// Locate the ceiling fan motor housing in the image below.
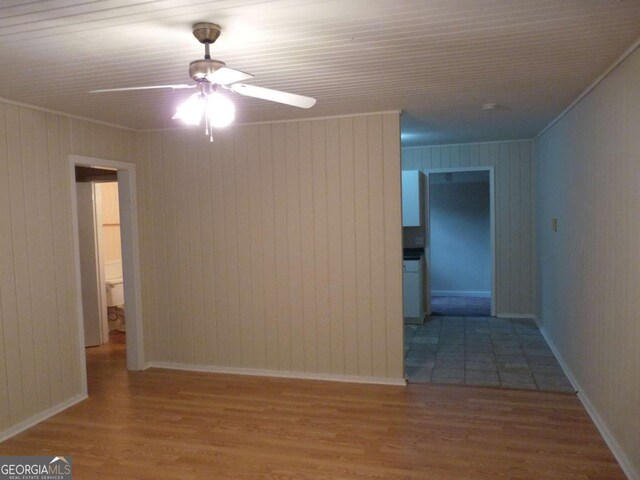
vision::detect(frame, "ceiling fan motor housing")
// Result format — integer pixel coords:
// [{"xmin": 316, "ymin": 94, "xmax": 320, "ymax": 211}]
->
[{"xmin": 189, "ymin": 59, "xmax": 226, "ymax": 81}]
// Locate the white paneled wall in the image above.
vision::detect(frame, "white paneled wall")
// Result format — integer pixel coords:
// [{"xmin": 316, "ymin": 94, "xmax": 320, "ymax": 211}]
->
[
  {"xmin": 136, "ymin": 113, "xmax": 404, "ymax": 380},
  {"xmin": 0, "ymin": 100, "xmax": 135, "ymax": 433},
  {"xmin": 402, "ymin": 140, "xmax": 533, "ymax": 315},
  {"xmin": 535, "ymin": 47, "xmax": 640, "ymax": 478}
]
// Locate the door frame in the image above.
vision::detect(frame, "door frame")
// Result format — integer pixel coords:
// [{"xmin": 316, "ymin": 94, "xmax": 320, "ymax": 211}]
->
[
  {"xmin": 69, "ymin": 155, "xmax": 145, "ymax": 395},
  {"xmin": 423, "ymin": 166, "xmax": 496, "ymax": 317}
]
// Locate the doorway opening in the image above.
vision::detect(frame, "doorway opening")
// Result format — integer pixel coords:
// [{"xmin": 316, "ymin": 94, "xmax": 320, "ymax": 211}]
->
[
  {"xmin": 428, "ymin": 169, "xmax": 493, "ymax": 317},
  {"xmin": 403, "ymin": 166, "xmax": 497, "ymax": 384},
  {"xmin": 75, "ymin": 166, "xmax": 126, "ymax": 349},
  {"xmin": 70, "ymin": 155, "xmax": 144, "ymax": 396}
]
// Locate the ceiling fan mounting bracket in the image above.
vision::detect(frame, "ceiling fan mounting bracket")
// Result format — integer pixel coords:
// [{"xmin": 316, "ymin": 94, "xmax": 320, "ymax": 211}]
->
[{"xmin": 192, "ymin": 22, "xmax": 222, "ymax": 44}]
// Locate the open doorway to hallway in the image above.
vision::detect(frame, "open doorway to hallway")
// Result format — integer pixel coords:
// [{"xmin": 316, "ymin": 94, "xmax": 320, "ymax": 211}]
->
[
  {"xmin": 402, "ymin": 166, "xmax": 571, "ymax": 392},
  {"xmin": 428, "ymin": 170, "xmax": 491, "ymax": 317}
]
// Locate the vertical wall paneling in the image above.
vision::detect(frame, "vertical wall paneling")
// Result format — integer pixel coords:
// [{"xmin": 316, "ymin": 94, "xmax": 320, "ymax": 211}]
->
[
  {"xmin": 257, "ymin": 124, "xmax": 278, "ymax": 371},
  {"xmin": 383, "ymin": 114, "xmax": 403, "ymax": 379},
  {"xmin": 0, "ymin": 103, "xmax": 19, "ymax": 428},
  {"xmin": 339, "ymin": 118, "xmax": 358, "ymax": 376},
  {"xmin": 34, "ymin": 110, "xmax": 63, "ymax": 407},
  {"xmin": 246, "ymin": 125, "xmax": 266, "ymax": 368},
  {"xmin": 176, "ymin": 134, "xmax": 194, "ymax": 364},
  {"xmin": 135, "ymin": 132, "xmax": 156, "ymax": 361},
  {"xmin": 23, "ymin": 109, "xmax": 51, "ymax": 412},
  {"xmin": 234, "ymin": 129, "xmax": 254, "ymax": 368},
  {"xmin": 353, "ymin": 116, "xmax": 372, "ymax": 376},
  {"xmin": 136, "ymin": 112, "xmax": 403, "ymax": 381},
  {"xmin": 325, "ymin": 118, "xmax": 345, "ymax": 374},
  {"xmin": 0, "ymin": 100, "xmax": 135, "ymax": 435},
  {"xmin": 285, "ymin": 122, "xmax": 304, "ymax": 372},
  {"xmin": 298, "ymin": 121, "xmax": 318, "ymax": 372},
  {"xmin": 150, "ymin": 133, "xmax": 170, "ymax": 362},
  {"xmin": 368, "ymin": 115, "xmax": 387, "ymax": 378},
  {"xmin": 186, "ymin": 132, "xmax": 205, "ymax": 365},
  {"xmin": 402, "ymin": 140, "xmax": 533, "ymax": 316},
  {"xmin": 271, "ymin": 123, "xmax": 291, "ymax": 370},
  {"xmin": 311, "ymin": 121, "xmax": 331, "ymax": 374},
  {"xmin": 535, "ymin": 46, "xmax": 640, "ymax": 477},
  {"xmin": 196, "ymin": 133, "xmax": 216, "ymax": 365},
  {"xmin": 6, "ymin": 106, "xmax": 38, "ymax": 419}
]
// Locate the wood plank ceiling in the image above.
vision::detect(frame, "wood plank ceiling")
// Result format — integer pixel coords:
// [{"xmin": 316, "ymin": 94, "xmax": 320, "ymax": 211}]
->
[{"xmin": 1, "ymin": 0, "xmax": 639, "ymax": 145}]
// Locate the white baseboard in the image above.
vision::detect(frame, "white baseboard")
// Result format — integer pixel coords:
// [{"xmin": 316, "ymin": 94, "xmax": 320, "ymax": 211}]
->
[
  {"xmin": 496, "ymin": 313, "xmax": 536, "ymax": 319},
  {"xmin": 537, "ymin": 324, "xmax": 638, "ymax": 480},
  {"xmin": 432, "ymin": 290, "xmax": 491, "ymax": 298},
  {"xmin": 0, "ymin": 393, "xmax": 87, "ymax": 443},
  {"xmin": 147, "ymin": 361, "xmax": 407, "ymax": 387}
]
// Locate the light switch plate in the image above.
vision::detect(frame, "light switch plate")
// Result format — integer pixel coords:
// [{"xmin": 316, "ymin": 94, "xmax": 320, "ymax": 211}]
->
[{"xmin": 551, "ymin": 218, "xmax": 558, "ymax": 232}]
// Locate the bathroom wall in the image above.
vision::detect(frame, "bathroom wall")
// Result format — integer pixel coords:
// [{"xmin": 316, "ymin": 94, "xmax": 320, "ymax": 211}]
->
[
  {"xmin": 97, "ymin": 182, "xmax": 122, "ymax": 279},
  {"xmin": 135, "ymin": 113, "xmax": 404, "ymax": 381},
  {"xmin": 0, "ymin": 99, "xmax": 135, "ymax": 436}
]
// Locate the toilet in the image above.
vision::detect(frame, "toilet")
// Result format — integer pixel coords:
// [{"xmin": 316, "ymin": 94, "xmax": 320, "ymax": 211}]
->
[
  {"xmin": 106, "ymin": 277, "xmax": 124, "ymax": 307},
  {"xmin": 106, "ymin": 276, "xmax": 125, "ymax": 332}
]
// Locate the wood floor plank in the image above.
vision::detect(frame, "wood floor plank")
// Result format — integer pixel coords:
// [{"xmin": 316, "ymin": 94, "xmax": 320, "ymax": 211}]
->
[{"xmin": 0, "ymin": 345, "xmax": 624, "ymax": 480}]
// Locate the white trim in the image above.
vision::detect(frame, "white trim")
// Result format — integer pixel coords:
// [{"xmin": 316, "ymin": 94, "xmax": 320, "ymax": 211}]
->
[
  {"xmin": 432, "ymin": 291, "xmax": 491, "ymax": 298},
  {"xmin": 402, "ymin": 138, "xmax": 532, "ymax": 150},
  {"xmin": 422, "ymin": 166, "xmax": 496, "ymax": 317},
  {"xmin": 69, "ymin": 155, "xmax": 145, "ymax": 380},
  {"xmin": 537, "ymin": 324, "xmax": 638, "ymax": 480},
  {"xmin": 496, "ymin": 313, "xmax": 536, "ymax": 319},
  {"xmin": 535, "ymin": 35, "xmax": 640, "ymax": 140},
  {"xmin": 138, "ymin": 110, "xmax": 403, "ymax": 132},
  {"xmin": 147, "ymin": 361, "xmax": 407, "ymax": 387},
  {"xmin": 0, "ymin": 394, "xmax": 87, "ymax": 443},
  {"xmin": 0, "ymin": 96, "xmax": 134, "ymax": 131}
]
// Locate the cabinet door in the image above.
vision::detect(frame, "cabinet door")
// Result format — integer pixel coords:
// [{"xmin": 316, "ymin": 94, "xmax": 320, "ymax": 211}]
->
[
  {"xmin": 403, "ymin": 271, "xmax": 421, "ymax": 318},
  {"xmin": 402, "ymin": 170, "xmax": 423, "ymax": 227}
]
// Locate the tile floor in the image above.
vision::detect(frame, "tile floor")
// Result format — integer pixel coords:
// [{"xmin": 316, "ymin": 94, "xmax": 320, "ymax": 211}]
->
[{"xmin": 404, "ymin": 316, "xmax": 575, "ymax": 393}]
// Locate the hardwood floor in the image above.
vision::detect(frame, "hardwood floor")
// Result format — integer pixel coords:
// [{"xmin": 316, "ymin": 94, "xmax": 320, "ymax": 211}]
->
[{"xmin": 0, "ymin": 344, "xmax": 624, "ymax": 479}]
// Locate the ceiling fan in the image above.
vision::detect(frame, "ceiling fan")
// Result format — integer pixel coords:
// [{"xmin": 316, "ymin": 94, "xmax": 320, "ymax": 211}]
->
[{"xmin": 91, "ymin": 22, "xmax": 316, "ymax": 140}]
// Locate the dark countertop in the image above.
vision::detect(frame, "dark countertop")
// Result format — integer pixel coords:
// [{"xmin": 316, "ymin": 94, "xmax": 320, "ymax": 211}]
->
[{"xmin": 403, "ymin": 248, "xmax": 424, "ymax": 260}]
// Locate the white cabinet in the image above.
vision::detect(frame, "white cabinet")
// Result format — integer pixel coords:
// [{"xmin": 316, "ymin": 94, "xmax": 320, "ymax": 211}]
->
[
  {"xmin": 402, "ymin": 170, "xmax": 424, "ymax": 227},
  {"xmin": 403, "ymin": 259, "xmax": 424, "ymax": 323}
]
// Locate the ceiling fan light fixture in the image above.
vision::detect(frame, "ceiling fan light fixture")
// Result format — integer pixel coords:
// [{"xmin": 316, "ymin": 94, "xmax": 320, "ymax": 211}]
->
[
  {"xmin": 205, "ymin": 91, "xmax": 235, "ymax": 128},
  {"xmin": 173, "ymin": 92, "xmax": 205, "ymax": 126}
]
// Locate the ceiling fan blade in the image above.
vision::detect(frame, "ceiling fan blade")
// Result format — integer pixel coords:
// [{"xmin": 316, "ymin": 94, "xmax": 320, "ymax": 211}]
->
[
  {"xmin": 206, "ymin": 67, "xmax": 253, "ymax": 85},
  {"xmin": 89, "ymin": 84, "xmax": 195, "ymax": 93},
  {"xmin": 231, "ymin": 84, "xmax": 316, "ymax": 108}
]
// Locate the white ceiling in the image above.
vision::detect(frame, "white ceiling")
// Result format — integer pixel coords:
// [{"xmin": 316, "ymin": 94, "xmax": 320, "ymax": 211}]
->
[{"xmin": 1, "ymin": 0, "xmax": 639, "ymax": 146}]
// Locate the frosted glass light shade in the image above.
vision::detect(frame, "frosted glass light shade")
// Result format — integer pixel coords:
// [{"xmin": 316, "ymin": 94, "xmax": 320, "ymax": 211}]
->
[
  {"xmin": 173, "ymin": 93, "xmax": 205, "ymax": 126},
  {"xmin": 206, "ymin": 92, "xmax": 235, "ymax": 128}
]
